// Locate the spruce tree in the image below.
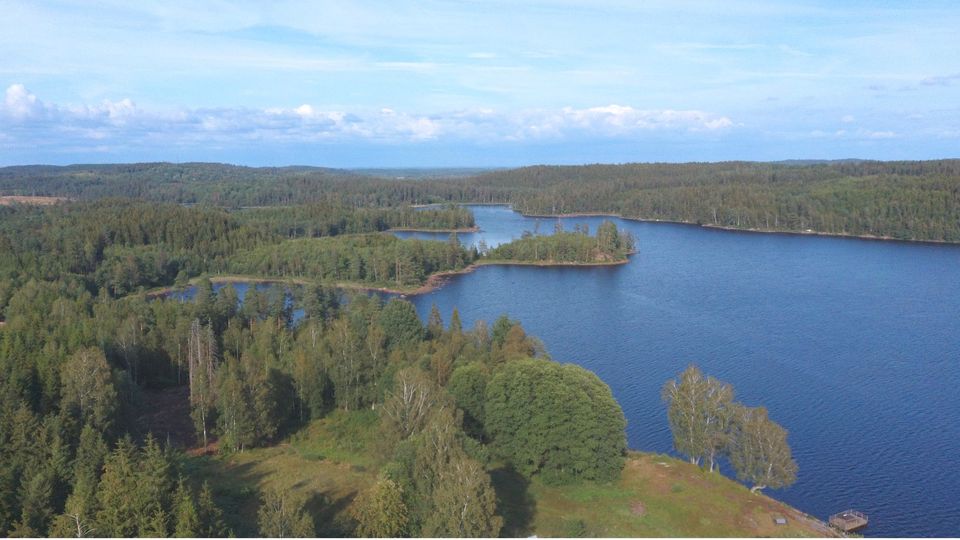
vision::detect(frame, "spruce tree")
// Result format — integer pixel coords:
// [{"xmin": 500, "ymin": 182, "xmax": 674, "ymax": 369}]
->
[
  {"xmin": 173, "ymin": 478, "xmax": 199, "ymax": 538},
  {"xmin": 95, "ymin": 439, "xmax": 139, "ymax": 537},
  {"xmin": 197, "ymin": 482, "xmax": 227, "ymax": 538},
  {"xmin": 427, "ymin": 303, "xmax": 444, "ymax": 340}
]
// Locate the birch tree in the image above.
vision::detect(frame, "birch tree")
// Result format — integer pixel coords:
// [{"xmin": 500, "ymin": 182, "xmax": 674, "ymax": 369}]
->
[
  {"xmin": 728, "ymin": 406, "xmax": 798, "ymax": 493},
  {"xmin": 188, "ymin": 319, "xmax": 218, "ymax": 447},
  {"xmin": 60, "ymin": 347, "xmax": 117, "ymax": 432},
  {"xmin": 661, "ymin": 365, "xmax": 736, "ymax": 471}
]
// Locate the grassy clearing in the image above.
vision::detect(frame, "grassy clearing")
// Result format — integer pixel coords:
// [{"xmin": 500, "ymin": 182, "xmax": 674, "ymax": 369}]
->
[
  {"xmin": 507, "ymin": 452, "xmax": 835, "ymax": 537},
  {"xmin": 187, "ymin": 411, "xmax": 834, "ymax": 538},
  {"xmin": 186, "ymin": 410, "xmax": 380, "ymax": 536}
]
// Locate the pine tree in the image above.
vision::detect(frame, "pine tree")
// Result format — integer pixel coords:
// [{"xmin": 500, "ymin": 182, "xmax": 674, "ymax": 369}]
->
[
  {"xmin": 11, "ymin": 469, "xmax": 54, "ymax": 536},
  {"xmin": 51, "ymin": 472, "xmax": 98, "ymax": 538}
]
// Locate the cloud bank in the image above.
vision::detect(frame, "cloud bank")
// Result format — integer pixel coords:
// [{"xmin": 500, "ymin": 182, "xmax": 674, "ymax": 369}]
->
[{"xmin": 1, "ymin": 84, "xmax": 734, "ymax": 152}]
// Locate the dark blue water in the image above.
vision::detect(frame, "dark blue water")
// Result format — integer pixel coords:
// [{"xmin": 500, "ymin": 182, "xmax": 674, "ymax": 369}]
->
[
  {"xmin": 399, "ymin": 205, "xmax": 960, "ymax": 537},
  {"xmin": 167, "ymin": 281, "xmax": 306, "ymax": 323}
]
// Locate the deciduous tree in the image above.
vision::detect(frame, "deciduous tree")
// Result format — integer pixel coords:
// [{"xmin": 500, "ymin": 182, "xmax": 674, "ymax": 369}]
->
[{"xmin": 728, "ymin": 406, "xmax": 798, "ymax": 493}]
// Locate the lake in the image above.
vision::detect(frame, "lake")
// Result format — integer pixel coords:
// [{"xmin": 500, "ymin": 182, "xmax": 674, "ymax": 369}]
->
[{"xmin": 396, "ymin": 205, "xmax": 960, "ymax": 538}]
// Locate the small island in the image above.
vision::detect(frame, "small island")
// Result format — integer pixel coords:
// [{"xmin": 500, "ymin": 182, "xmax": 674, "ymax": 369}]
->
[{"xmin": 483, "ymin": 220, "xmax": 635, "ymax": 265}]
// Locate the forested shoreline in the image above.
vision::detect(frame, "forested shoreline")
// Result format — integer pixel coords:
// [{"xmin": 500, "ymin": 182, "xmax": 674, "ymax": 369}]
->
[{"xmin": 3, "ymin": 159, "xmax": 959, "ymax": 242}]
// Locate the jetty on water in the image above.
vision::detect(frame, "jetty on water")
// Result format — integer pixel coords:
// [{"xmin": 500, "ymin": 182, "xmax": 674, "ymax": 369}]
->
[{"xmin": 829, "ymin": 509, "xmax": 868, "ymax": 532}]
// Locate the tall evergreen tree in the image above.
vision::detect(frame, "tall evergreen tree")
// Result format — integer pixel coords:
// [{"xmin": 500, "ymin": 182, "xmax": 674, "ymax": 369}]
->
[
  {"xmin": 95, "ymin": 439, "xmax": 139, "ymax": 537},
  {"xmin": 427, "ymin": 304, "xmax": 444, "ymax": 340},
  {"xmin": 197, "ymin": 482, "xmax": 227, "ymax": 538},
  {"xmin": 173, "ymin": 477, "xmax": 199, "ymax": 538}
]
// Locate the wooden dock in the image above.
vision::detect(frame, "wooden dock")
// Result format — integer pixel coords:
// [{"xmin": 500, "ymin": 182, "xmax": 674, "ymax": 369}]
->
[{"xmin": 829, "ymin": 509, "xmax": 868, "ymax": 532}]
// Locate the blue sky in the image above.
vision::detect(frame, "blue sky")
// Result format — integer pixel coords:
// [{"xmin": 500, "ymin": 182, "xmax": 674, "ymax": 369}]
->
[{"xmin": 1, "ymin": 0, "xmax": 958, "ymax": 166}]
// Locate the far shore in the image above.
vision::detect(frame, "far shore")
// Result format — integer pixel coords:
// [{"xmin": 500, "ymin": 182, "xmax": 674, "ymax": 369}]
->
[
  {"xmin": 497, "ymin": 205, "xmax": 960, "ymax": 246},
  {"xmin": 386, "ymin": 225, "xmax": 479, "ymax": 233}
]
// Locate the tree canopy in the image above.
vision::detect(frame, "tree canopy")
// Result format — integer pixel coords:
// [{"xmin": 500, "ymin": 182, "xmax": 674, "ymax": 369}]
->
[{"xmin": 485, "ymin": 359, "xmax": 627, "ymax": 484}]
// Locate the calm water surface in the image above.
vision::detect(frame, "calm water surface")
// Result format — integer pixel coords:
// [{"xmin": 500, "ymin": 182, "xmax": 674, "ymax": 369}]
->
[{"xmin": 398, "ymin": 205, "xmax": 960, "ymax": 537}]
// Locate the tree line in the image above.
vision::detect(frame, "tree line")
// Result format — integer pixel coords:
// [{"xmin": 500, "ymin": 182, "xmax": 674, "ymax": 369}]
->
[{"xmin": 3, "ymin": 160, "xmax": 959, "ymax": 241}]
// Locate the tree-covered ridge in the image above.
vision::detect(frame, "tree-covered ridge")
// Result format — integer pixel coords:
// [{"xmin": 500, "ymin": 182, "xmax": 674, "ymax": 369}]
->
[
  {"xmin": 485, "ymin": 220, "xmax": 635, "ymax": 263},
  {"xmin": 226, "ymin": 234, "xmax": 476, "ymax": 289},
  {"xmin": 3, "ymin": 160, "xmax": 960, "ymax": 241}
]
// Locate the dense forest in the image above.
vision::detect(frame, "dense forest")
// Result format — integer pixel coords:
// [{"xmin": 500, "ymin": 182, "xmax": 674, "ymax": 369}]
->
[
  {"xmin": 0, "ymin": 264, "xmax": 627, "ymax": 535},
  {"xmin": 3, "ymin": 160, "xmax": 959, "ymax": 241},
  {"xmin": 0, "ymin": 200, "xmax": 474, "ymax": 305},
  {"xmin": 226, "ymin": 234, "xmax": 475, "ymax": 288}
]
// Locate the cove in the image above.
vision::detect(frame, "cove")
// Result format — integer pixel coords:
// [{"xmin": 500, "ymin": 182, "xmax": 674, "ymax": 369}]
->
[{"xmin": 397, "ymin": 205, "xmax": 960, "ymax": 538}]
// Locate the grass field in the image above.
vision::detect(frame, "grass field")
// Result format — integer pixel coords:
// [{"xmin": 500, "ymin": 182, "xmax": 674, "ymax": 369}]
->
[{"xmin": 185, "ymin": 410, "xmax": 834, "ymax": 537}]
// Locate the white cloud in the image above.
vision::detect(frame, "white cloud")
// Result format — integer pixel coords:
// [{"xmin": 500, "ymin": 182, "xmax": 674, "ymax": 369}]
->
[
  {"xmin": 920, "ymin": 73, "xmax": 960, "ymax": 87},
  {"xmin": 861, "ymin": 129, "xmax": 895, "ymax": 139},
  {"xmin": 557, "ymin": 105, "xmax": 734, "ymax": 135},
  {"xmin": 807, "ymin": 127, "xmax": 896, "ymax": 140},
  {"xmin": 0, "ymin": 84, "xmax": 737, "ymax": 150},
  {"xmin": 841, "ymin": 114, "xmax": 855, "ymax": 123},
  {"xmin": 4, "ymin": 84, "xmax": 44, "ymax": 118}
]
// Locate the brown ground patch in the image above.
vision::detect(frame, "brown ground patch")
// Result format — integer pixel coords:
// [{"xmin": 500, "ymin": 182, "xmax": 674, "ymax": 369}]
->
[
  {"xmin": 0, "ymin": 195, "xmax": 68, "ymax": 206},
  {"xmin": 138, "ymin": 385, "xmax": 197, "ymax": 448}
]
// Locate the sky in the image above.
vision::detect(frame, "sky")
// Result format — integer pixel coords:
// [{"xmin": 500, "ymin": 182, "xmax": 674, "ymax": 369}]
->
[{"xmin": 1, "ymin": 0, "xmax": 959, "ymax": 167}]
